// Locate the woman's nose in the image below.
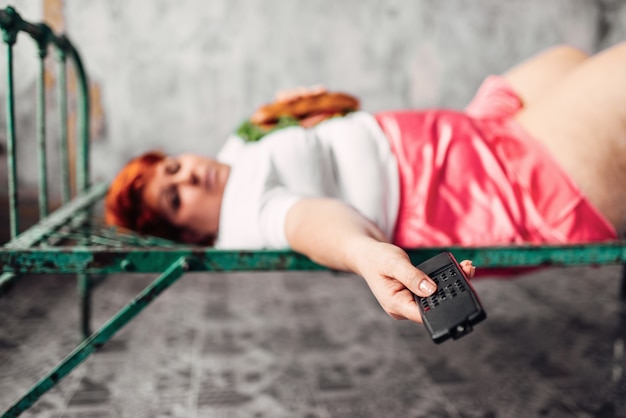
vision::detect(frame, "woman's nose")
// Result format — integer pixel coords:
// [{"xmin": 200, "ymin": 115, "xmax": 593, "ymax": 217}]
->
[
  {"xmin": 188, "ymin": 171, "xmax": 200, "ymax": 186},
  {"xmin": 175, "ymin": 170, "xmax": 199, "ymax": 186}
]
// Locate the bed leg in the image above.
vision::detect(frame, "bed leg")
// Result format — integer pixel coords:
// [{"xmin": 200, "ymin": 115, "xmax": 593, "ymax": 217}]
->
[
  {"xmin": 2, "ymin": 257, "xmax": 190, "ymax": 417},
  {"xmin": 621, "ymin": 264, "xmax": 626, "ymax": 303},
  {"xmin": 78, "ymin": 273, "xmax": 91, "ymax": 339}
]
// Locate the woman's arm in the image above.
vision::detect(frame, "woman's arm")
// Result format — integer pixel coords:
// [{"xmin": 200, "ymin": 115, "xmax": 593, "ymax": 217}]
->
[{"xmin": 284, "ymin": 198, "xmax": 475, "ymax": 323}]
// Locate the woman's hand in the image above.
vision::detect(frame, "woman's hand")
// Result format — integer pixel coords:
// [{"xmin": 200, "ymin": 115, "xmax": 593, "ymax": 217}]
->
[
  {"xmin": 274, "ymin": 85, "xmax": 327, "ymax": 103},
  {"xmin": 284, "ymin": 198, "xmax": 476, "ymax": 325},
  {"xmin": 352, "ymin": 241, "xmax": 476, "ymax": 323}
]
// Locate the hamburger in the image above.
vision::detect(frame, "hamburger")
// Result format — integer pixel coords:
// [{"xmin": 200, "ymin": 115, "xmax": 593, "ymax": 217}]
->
[{"xmin": 236, "ymin": 88, "xmax": 360, "ymax": 142}]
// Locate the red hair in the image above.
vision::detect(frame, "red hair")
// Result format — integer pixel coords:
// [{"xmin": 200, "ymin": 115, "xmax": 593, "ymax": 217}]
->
[{"xmin": 104, "ymin": 151, "xmax": 183, "ymax": 241}]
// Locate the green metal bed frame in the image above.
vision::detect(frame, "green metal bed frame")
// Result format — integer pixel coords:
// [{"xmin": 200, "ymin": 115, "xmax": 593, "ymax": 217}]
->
[{"xmin": 0, "ymin": 6, "xmax": 625, "ymax": 417}]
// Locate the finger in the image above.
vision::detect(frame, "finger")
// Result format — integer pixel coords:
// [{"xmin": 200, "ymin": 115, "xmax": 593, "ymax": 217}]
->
[
  {"xmin": 459, "ymin": 259, "xmax": 472, "ymax": 268},
  {"xmin": 309, "ymin": 84, "xmax": 327, "ymax": 95},
  {"xmin": 459, "ymin": 260, "xmax": 475, "ymax": 278},
  {"xmin": 386, "ymin": 290, "xmax": 424, "ymax": 323},
  {"xmin": 276, "ymin": 85, "xmax": 327, "ymax": 102},
  {"xmin": 274, "ymin": 89, "xmax": 289, "ymax": 101},
  {"xmin": 401, "ymin": 295, "xmax": 425, "ymax": 323},
  {"xmin": 383, "ymin": 260, "xmax": 437, "ymax": 297},
  {"xmin": 275, "ymin": 88, "xmax": 302, "ymax": 102}
]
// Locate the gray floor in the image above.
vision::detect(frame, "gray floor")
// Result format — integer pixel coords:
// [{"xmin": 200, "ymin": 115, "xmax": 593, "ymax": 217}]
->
[{"xmin": 1, "ymin": 264, "xmax": 625, "ymax": 418}]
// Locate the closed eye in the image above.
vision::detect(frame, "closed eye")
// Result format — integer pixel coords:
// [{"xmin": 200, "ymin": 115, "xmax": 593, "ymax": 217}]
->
[{"xmin": 164, "ymin": 159, "xmax": 180, "ymax": 175}]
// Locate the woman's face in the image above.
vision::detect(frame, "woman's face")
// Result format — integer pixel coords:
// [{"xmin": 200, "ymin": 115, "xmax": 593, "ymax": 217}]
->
[{"xmin": 143, "ymin": 153, "xmax": 230, "ymax": 243}]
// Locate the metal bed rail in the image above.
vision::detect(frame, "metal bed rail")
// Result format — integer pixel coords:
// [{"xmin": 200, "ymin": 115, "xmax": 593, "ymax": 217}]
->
[{"xmin": 2, "ymin": 243, "xmax": 626, "ymax": 276}]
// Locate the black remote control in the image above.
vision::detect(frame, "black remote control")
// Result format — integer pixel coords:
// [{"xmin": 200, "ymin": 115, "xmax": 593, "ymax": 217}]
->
[{"xmin": 413, "ymin": 252, "xmax": 486, "ymax": 344}]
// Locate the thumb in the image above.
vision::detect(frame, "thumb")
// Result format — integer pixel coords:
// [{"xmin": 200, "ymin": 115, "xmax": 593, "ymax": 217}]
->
[{"xmin": 381, "ymin": 252, "xmax": 437, "ymax": 297}]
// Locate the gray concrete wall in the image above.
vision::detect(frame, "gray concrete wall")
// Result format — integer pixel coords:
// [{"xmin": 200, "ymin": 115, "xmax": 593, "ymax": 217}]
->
[{"xmin": 1, "ymin": 0, "xmax": 626, "ymax": 197}]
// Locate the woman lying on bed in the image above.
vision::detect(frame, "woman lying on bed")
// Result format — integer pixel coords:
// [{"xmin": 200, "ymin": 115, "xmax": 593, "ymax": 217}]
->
[{"xmin": 105, "ymin": 43, "xmax": 626, "ymax": 324}]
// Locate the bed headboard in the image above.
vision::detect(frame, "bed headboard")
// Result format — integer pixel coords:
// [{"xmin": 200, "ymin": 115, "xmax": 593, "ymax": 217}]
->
[{"xmin": 0, "ymin": 5, "xmax": 90, "ymax": 241}]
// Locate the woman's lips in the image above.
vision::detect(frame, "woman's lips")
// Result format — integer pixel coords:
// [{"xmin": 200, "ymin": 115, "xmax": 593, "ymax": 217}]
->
[{"xmin": 205, "ymin": 167, "xmax": 216, "ymax": 191}]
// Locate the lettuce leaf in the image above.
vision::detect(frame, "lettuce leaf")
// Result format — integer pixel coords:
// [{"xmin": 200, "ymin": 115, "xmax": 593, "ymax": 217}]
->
[{"xmin": 235, "ymin": 116, "xmax": 300, "ymax": 143}]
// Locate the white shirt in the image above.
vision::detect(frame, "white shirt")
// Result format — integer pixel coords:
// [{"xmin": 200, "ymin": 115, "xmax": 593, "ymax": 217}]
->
[{"xmin": 214, "ymin": 111, "xmax": 399, "ymax": 249}]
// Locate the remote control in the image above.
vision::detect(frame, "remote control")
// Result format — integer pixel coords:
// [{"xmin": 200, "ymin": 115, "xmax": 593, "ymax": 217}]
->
[{"xmin": 413, "ymin": 252, "xmax": 486, "ymax": 344}]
